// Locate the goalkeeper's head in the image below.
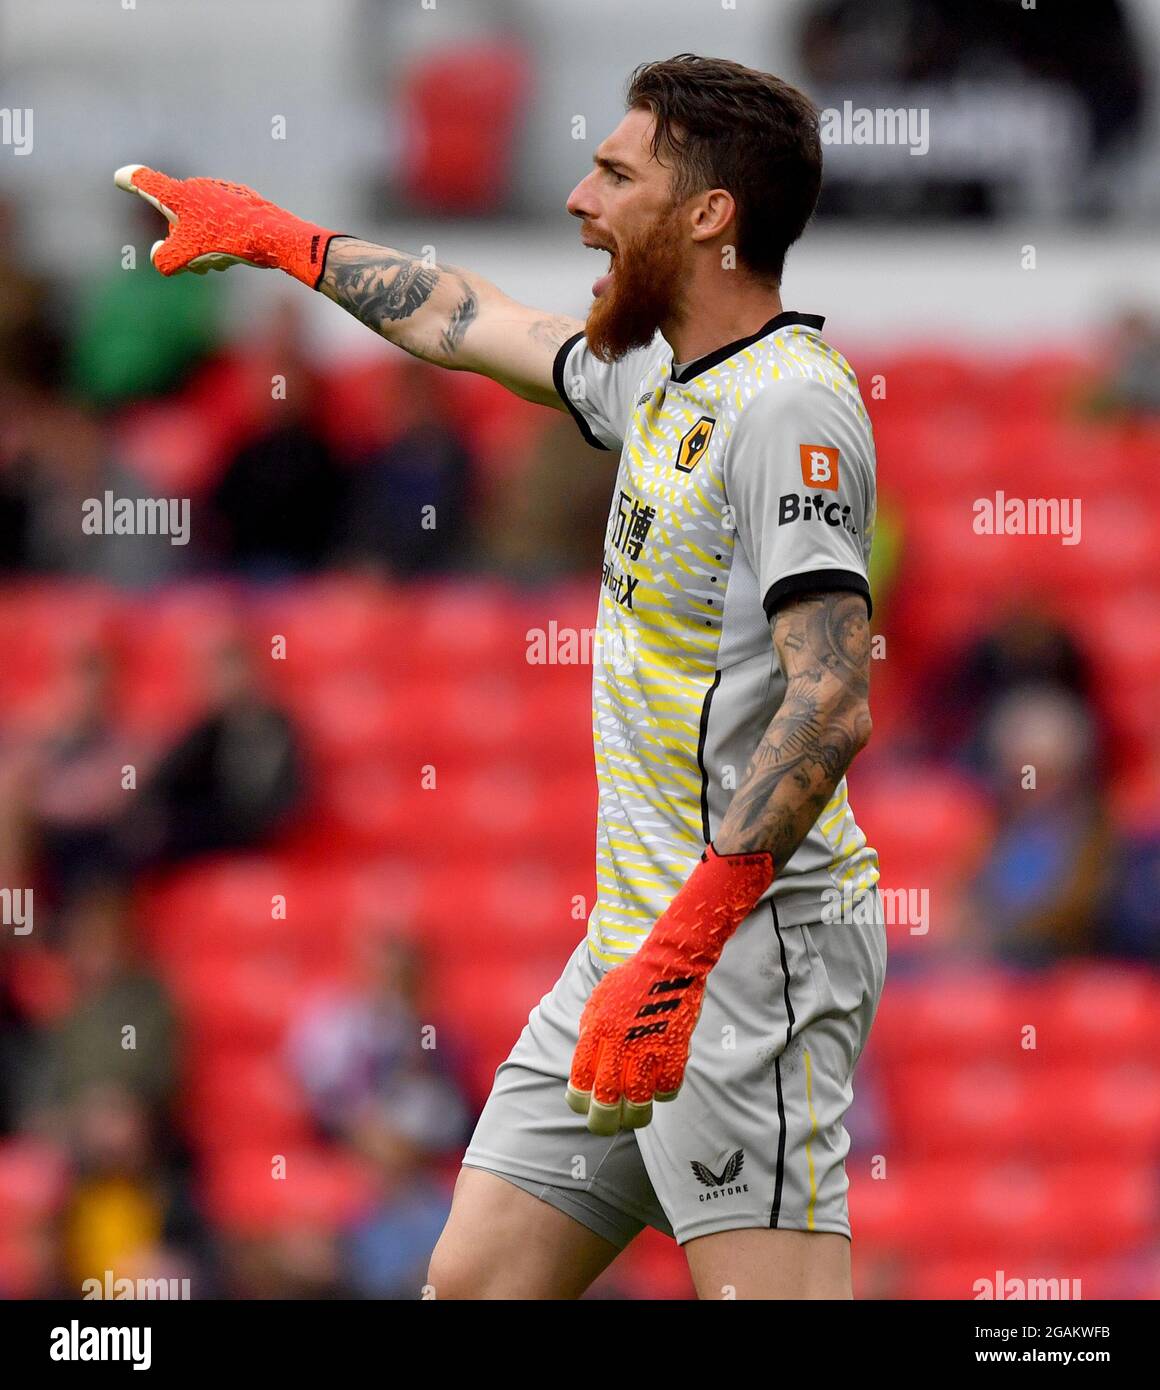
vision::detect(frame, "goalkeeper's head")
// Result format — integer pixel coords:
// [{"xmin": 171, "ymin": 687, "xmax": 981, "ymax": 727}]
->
[{"xmin": 565, "ymin": 53, "xmax": 822, "ymax": 363}]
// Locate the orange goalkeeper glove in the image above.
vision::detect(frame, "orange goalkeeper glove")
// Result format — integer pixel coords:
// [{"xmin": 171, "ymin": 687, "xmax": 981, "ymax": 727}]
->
[
  {"xmin": 114, "ymin": 163, "xmax": 344, "ymax": 289},
  {"xmin": 565, "ymin": 843, "xmax": 775, "ymax": 1135}
]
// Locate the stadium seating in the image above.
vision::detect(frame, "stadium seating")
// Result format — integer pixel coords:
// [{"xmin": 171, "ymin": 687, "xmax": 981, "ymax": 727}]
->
[{"xmin": 5, "ymin": 342, "xmax": 1159, "ymax": 1300}]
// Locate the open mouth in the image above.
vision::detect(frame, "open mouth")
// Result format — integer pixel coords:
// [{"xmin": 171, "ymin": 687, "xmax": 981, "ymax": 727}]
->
[{"xmin": 591, "ymin": 247, "xmax": 617, "ymax": 298}]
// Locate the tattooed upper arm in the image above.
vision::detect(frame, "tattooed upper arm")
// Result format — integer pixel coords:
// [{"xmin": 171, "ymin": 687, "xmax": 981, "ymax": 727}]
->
[
  {"xmin": 771, "ymin": 589, "xmax": 871, "ymax": 704},
  {"xmin": 527, "ymin": 314, "xmax": 583, "ymax": 352}
]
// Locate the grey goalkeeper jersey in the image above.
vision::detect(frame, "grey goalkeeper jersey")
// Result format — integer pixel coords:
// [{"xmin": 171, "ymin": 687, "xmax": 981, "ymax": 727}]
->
[{"xmin": 553, "ymin": 310, "xmax": 880, "ymax": 967}]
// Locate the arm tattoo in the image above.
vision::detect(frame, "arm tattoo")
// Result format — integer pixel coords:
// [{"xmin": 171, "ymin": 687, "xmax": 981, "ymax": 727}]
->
[
  {"xmin": 715, "ymin": 590, "xmax": 872, "ymax": 864},
  {"xmin": 440, "ymin": 290, "xmax": 479, "ymax": 357},
  {"xmin": 324, "ymin": 250, "xmax": 441, "ymax": 332},
  {"xmin": 528, "ymin": 315, "xmax": 581, "ymax": 351}
]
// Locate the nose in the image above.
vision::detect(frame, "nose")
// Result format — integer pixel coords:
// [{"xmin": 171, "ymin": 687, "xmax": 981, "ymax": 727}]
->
[{"xmin": 566, "ymin": 169, "xmax": 597, "ymax": 221}]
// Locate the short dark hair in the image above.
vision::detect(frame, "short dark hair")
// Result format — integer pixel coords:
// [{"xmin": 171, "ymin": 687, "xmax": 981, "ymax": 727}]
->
[{"xmin": 625, "ymin": 54, "xmax": 822, "ymax": 284}]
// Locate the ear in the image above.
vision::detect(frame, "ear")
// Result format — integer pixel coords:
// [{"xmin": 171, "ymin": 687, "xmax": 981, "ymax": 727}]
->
[{"xmin": 689, "ymin": 188, "xmax": 736, "ymax": 244}]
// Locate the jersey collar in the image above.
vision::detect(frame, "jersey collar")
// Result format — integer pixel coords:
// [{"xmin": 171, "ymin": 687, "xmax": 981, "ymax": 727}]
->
[{"xmin": 668, "ymin": 310, "xmax": 826, "ymax": 385}]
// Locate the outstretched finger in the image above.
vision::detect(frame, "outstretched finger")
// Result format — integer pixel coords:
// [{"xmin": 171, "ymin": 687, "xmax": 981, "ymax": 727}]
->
[{"xmin": 114, "ymin": 164, "xmax": 182, "ymax": 224}]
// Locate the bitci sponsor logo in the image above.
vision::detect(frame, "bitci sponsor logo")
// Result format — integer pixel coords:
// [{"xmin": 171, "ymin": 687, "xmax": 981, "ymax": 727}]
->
[{"xmin": 778, "ymin": 493, "xmax": 859, "ymax": 534}]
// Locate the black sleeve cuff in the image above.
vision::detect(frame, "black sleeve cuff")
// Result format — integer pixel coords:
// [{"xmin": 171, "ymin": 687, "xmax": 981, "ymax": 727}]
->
[
  {"xmin": 763, "ymin": 568, "xmax": 872, "ymax": 622},
  {"xmin": 552, "ymin": 330, "xmax": 610, "ymax": 451}
]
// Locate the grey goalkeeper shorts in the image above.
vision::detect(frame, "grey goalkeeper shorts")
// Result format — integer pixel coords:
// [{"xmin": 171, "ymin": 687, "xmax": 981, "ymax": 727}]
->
[{"xmin": 462, "ymin": 887, "xmax": 887, "ymax": 1249}]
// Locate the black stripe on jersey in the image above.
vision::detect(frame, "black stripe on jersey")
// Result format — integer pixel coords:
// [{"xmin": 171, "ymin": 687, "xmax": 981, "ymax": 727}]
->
[
  {"xmin": 669, "ymin": 311, "xmax": 826, "ymax": 385},
  {"xmin": 763, "ymin": 567, "xmax": 873, "ymax": 623},
  {"xmin": 696, "ymin": 669, "xmax": 723, "ymax": 842},
  {"xmin": 769, "ymin": 899, "xmax": 796, "ymax": 1230},
  {"xmin": 552, "ymin": 330, "xmax": 610, "ymax": 451}
]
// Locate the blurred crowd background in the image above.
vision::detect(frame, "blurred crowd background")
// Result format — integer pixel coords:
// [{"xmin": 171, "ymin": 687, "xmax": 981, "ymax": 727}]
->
[{"xmin": 1, "ymin": 0, "xmax": 1159, "ymax": 1300}]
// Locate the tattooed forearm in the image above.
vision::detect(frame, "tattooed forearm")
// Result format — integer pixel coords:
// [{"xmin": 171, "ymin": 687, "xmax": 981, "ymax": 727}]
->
[
  {"xmin": 715, "ymin": 590, "xmax": 872, "ymax": 863},
  {"xmin": 323, "ymin": 248, "xmax": 439, "ymax": 330},
  {"xmin": 319, "ymin": 239, "xmax": 482, "ymax": 365}
]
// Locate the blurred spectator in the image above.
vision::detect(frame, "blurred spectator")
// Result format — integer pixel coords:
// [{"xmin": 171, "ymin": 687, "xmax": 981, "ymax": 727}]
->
[
  {"xmin": 59, "ymin": 1083, "xmax": 202, "ymax": 1298},
  {"xmin": 27, "ymin": 648, "xmax": 137, "ymax": 906},
  {"xmin": 1101, "ymin": 829, "xmax": 1160, "ymax": 962},
  {"xmin": 0, "ymin": 972, "xmax": 37, "ymax": 1137},
  {"xmin": 0, "ymin": 195, "xmax": 59, "ymax": 401},
  {"xmin": 288, "ymin": 929, "xmax": 467, "ymax": 1299},
  {"xmin": 476, "ymin": 411, "xmax": 616, "ymax": 580},
  {"xmin": 66, "ymin": 186, "xmax": 223, "ymax": 409},
  {"xmin": 339, "ymin": 1124, "xmax": 458, "ymax": 1299},
  {"xmin": 965, "ymin": 685, "xmax": 1114, "ymax": 964},
  {"xmin": 0, "ymin": 387, "xmax": 193, "ymax": 585},
  {"xmin": 1088, "ymin": 309, "xmax": 1160, "ymax": 417},
  {"xmin": 340, "ymin": 357, "xmax": 473, "ymax": 576},
  {"xmin": 123, "ymin": 640, "xmax": 302, "ymax": 867},
  {"xmin": 208, "ymin": 304, "xmax": 345, "ymax": 577},
  {"xmin": 924, "ymin": 605, "xmax": 1098, "ymax": 772},
  {"xmin": 28, "ymin": 886, "xmax": 176, "ymax": 1120},
  {"xmin": 288, "ymin": 930, "xmax": 466, "ymax": 1146}
]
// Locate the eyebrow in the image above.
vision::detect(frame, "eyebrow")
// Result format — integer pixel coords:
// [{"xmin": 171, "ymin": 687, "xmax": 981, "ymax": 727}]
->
[{"xmin": 593, "ymin": 154, "xmax": 634, "ymax": 176}]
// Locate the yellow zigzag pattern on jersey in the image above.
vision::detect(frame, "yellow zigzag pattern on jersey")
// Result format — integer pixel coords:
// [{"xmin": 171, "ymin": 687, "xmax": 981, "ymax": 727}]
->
[{"xmin": 588, "ymin": 325, "xmax": 877, "ymax": 964}]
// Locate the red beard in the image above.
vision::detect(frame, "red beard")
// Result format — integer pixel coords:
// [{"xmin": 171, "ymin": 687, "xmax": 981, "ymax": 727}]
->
[{"xmin": 585, "ymin": 205, "xmax": 689, "ymax": 363}]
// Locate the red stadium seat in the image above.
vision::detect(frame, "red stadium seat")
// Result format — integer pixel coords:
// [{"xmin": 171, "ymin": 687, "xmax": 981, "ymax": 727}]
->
[
  {"xmin": 851, "ymin": 1157, "xmax": 1155, "ymax": 1261},
  {"xmin": 142, "ymin": 855, "xmax": 350, "ymax": 974},
  {"xmin": 313, "ymin": 357, "xmax": 408, "ymax": 457},
  {"xmin": 113, "ymin": 396, "xmax": 225, "ymax": 497},
  {"xmin": 409, "ymin": 857, "xmax": 594, "ymax": 956},
  {"xmin": 169, "ymin": 955, "xmax": 313, "ymax": 1048},
  {"xmin": 886, "ymin": 1059, "xmax": 1160, "ymax": 1160},
  {"xmin": 979, "ymin": 349, "xmax": 1096, "ymax": 418},
  {"xmin": 861, "ymin": 349, "xmax": 987, "ymax": 413},
  {"xmin": 852, "ymin": 764, "xmax": 994, "ymax": 884},
  {"xmin": 1072, "ymin": 587, "xmax": 1160, "ymax": 688},
  {"xmin": 248, "ymin": 575, "xmax": 411, "ymax": 684},
  {"xmin": 0, "ymin": 1139, "xmax": 69, "ymax": 1227},
  {"xmin": 904, "ymin": 1253, "xmax": 1099, "ymax": 1300},
  {"xmin": 847, "ymin": 1159, "xmax": 951, "ymax": 1254},
  {"xmin": 0, "ymin": 583, "xmax": 120, "ymax": 732},
  {"xmin": 313, "ymin": 756, "xmax": 595, "ymax": 859},
  {"xmin": 868, "ymin": 968, "xmax": 1025, "ymax": 1064},
  {"xmin": 1029, "ymin": 963, "xmax": 1160, "ymax": 1063},
  {"xmin": 407, "ymin": 579, "xmax": 535, "ymax": 677},
  {"xmin": 446, "ymin": 370, "xmax": 554, "ymax": 477},
  {"xmin": 184, "ymin": 1050, "xmax": 312, "ymax": 1153},
  {"xmin": 111, "ymin": 583, "xmax": 269, "ymax": 737},
  {"xmin": 201, "ymin": 1146, "xmax": 377, "ymax": 1235},
  {"xmin": 427, "ymin": 953, "xmax": 571, "ymax": 1102}
]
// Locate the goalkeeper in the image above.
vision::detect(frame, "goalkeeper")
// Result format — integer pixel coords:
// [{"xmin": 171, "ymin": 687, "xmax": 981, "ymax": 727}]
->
[{"xmin": 116, "ymin": 54, "xmax": 887, "ymax": 1301}]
